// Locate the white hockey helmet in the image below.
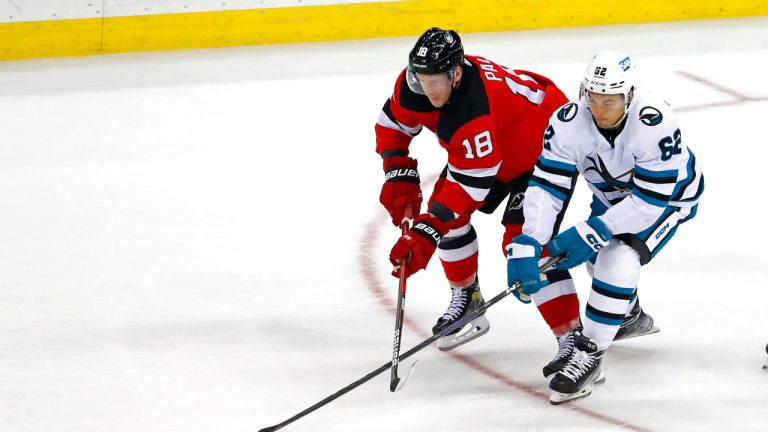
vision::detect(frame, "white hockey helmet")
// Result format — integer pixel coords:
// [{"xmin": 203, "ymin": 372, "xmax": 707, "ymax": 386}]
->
[{"xmin": 582, "ymin": 50, "xmax": 635, "ymax": 109}]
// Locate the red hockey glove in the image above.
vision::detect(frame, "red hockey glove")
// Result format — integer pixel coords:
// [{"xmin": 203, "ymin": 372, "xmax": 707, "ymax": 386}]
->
[
  {"xmin": 389, "ymin": 215, "xmax": 447, "ymax": 278},
  {"xmin": 379, "ymin": 156, "xmax": 422, "ymax": 226}
]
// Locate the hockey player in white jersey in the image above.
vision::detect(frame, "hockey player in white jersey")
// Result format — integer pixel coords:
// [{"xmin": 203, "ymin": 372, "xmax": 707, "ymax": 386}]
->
[{"xmin": 505, "ymin": 50, "xmax": 704, "ymax": 404}]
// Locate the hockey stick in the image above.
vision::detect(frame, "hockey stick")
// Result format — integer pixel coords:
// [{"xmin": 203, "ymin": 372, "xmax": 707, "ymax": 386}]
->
[
  {"xmin": 258, "ymin": 255, "xmax": 563, "ymax": 432},
  {"xmin": 390, "ymin": 217, "xmax": 411, "ymax": 392}
]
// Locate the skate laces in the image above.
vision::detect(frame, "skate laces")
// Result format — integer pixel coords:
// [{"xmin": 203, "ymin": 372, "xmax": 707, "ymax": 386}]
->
[
  {"xmin": 442, "ymin": 287, "xmax": 468, "ymax": 320},
  {"xmin": 560, "ymin": 349, "xmax": 594, "ymax": 382},
  {"xmin": 554, "ymin": 333, "xmax": 575, "ymax": 361}
]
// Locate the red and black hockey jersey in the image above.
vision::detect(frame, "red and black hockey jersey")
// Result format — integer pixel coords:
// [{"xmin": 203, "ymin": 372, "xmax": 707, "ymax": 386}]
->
[{"xmin": 376, "ymin": 55, "xmax": 568, "ymax": 223}]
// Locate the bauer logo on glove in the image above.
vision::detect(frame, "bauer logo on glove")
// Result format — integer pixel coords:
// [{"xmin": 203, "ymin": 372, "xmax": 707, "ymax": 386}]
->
[
  {"xmin": 413, "ymin": 222, "xmax": 442, "ymax": 243},
  {"xmin": 379, "ymin": 156, "xmax": 423, "ymax": 226},
  {"xmin": 385, "ymin": 168, "xmax": 419, "ymax": 181},
  {"xmin": 389, "ymin": 215, "xmax": 447, "ymax": 278}
]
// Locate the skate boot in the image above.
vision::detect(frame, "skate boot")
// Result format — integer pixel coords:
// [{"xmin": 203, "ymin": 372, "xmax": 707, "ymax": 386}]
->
[
  {"xmin": 614, "ymin": 299, "xmax": 660, "ymax": 341},
  {"xmin": 549, "ymin": 330, "xmax": 606, "ymax": 405},
  {"xmin": 432, "ymin": 278, "xmax": 490, "ymax": 351},
  {"xmin": 543, "ymin": 327, "xmax": 581, "ymax": 378},
  {"xmin": 763, "ymin": 343, "xmax": 768, "ymax": 371}
]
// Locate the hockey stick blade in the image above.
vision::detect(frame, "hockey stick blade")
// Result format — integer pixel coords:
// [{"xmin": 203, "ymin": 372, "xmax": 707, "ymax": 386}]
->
[
  {"xmin": 389, "ymin": 376, "xmax": 400, "ymax": 392},
  {"xmin": 258, "ymin": 256, "xmax": 563, "ymax": 431},
  {"xmin": 392, "ymin": 360, "xmax": 417, "ymax": 392}
]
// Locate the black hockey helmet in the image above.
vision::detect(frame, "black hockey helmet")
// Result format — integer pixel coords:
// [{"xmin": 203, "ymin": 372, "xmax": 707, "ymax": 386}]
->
[{"xmin": 408, "ymin": 27, "xmax": 464, "ymax": 75}]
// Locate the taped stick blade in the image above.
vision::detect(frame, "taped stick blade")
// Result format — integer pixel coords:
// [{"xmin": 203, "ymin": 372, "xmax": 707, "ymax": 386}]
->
[{"xmin": 393, "ymin": 361, "xmax": 418, "ymax": 392}]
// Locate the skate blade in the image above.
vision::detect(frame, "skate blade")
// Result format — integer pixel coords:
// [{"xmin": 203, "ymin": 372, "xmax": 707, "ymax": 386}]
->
[
  {"xmin": 392, "ymin": 360, "xmax": 418, "ymax": 392},
  {"xmin": 549, "ymin": 371, "xmax": 605, "ymax": 405},
  {"xmin": 436, "ymin": 315, "xmax": 490, "ymax": 351},
  {"xmin": 594, "ymin": 371, "xmax": 606, "ymax": 385},
  {"xmin": 614, "ymin": 326, "xmax": 660, "ymax": 342}
]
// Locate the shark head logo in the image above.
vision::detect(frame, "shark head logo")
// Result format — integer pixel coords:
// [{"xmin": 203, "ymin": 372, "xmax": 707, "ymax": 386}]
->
[
  {"xmin": 584, "ymin": 154, "xmax": 634, "ymax": 193},
  {"xmin": 557, "ymin": 102, "xmax": 579, "ymax": 122},
  {"xmin": 639, "ymin": 106, "xmax": 663, "ymax": 126}
]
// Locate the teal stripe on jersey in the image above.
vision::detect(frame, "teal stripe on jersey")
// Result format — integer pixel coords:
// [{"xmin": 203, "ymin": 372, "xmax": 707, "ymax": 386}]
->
[
  {"xmin": 634, "ymin": 165, "xmax": 678, "ymax": 180},
  {"xmin": 671, "ymin": 148, "xmax": 703, "ymax": 202},
  {"xmin": 633, "ymin": 186, "xmax": 669, "ymax": 207},
  {"xmin": 592, "ymin": 182, "xmax": 616, "ymax": 192},
  {"xmin": 537, "ymin": 155, "xmax": 577, "ymax": 173},
  {"xmin": 586, "ymin": 308, "xmax": 624, "ymax": 326},
  {"xmin": 529, "ymin": 179, "xmax": 567, "ymax": 201},
  {"xmin": 593, "ymin": 278, "xmax": 635, "ymax": 296}
]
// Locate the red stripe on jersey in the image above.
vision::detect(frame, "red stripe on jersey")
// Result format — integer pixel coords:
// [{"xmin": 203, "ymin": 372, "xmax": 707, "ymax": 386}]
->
[
  {"xmin": 502, "ymin": 223, "xmax": 524, "ymax": 255},
  {"xmin": 439, "ymin": 252, "xmax": 479, "ymax": 287},
  {"xmin": 375, "ymin": 122, "xmax": 412, "ymax": 154},
  {"xmin": 537, "ymin": 294, "xmax": 581, "ymax": 337},
  {"xmin": 432, "ymin": 179, "xmax": 479, "ymax": 220}
]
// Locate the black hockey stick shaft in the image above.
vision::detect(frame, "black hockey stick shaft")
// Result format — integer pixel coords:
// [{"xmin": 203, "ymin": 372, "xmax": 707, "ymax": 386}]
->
[
  {"xmin": 389, "ymin": 218, "xmax": 410, "ymax": 391},
  {"xmin": 258, "ymin": 255, "xmax": 563, "ymax": 432}
]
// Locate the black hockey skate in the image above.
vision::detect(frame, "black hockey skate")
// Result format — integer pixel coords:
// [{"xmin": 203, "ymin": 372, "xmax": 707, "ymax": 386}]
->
[
  {"xmin": 614, "ymin": 300, "xmax": 660, "ymax": 341},
  {"xmin": 549, "ymin": 331, "xmax": 605, "ymax": 405},
  {"xmin": 543, "ymin": 327, "xmax": 581, "ymax": 378},
  {"xmin": 763, "ymin": 343, "xmax": 768, "ymax": 371},
  {"xmin": 432, "ymin": 278, "xmax": 490, "ymax": 351}
]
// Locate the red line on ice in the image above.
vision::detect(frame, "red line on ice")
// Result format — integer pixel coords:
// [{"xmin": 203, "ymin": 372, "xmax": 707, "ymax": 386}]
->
[
  {"xmin": 358, "ymin": 75, "xmax": 765, "ymax": 431},
  {"xmin": 675, "ymin": 70, "xmax": 768, "ymax": 112},
  {"xmin": 359, "ymin": 216, "xmax": 654, "ymax": 432}
]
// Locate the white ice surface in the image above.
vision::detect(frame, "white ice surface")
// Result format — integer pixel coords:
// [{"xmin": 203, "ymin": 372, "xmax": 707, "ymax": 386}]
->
[{"xmin": 0, "ymin": 17, "xmax": 767, "ymax": 432}]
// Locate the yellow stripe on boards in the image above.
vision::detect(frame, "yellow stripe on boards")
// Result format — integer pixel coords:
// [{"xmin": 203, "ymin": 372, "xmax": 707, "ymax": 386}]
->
[
  {"xmin": 1, "ymin": 0, "xmax": 765, "ymax": 61},
  {"xmin": 0, "ymin": 18, "xmax": 103, "ymax": 60},
  {"xmin": 99, "ymin": 2, "xmax": 455, "ymax": 53}
]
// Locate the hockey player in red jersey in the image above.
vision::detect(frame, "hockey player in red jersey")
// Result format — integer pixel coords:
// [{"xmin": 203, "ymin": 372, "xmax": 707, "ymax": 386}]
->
[{"xmin": 376, "ymin": 27, "xmax": 580, "ymax": 356}]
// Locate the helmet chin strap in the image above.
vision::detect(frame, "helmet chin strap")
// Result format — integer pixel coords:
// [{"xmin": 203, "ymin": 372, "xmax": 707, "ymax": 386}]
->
[
  {"xmin": 443, "ymin": 66, "xmax": 462, "ymax": 106},
  {"xmin": 606, "ymin": 108, "xmax": 629, "ymax": 129},
  {"xmin": 608, "ymin": 88, "xmax": 634, "ymax": 128}
]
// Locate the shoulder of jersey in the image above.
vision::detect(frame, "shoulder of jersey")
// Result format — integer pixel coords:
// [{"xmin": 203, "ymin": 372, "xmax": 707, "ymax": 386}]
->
[
  {"xmin": 632, "ymin": 89, "xmax": 675, "ymax": 128},
  {"xmin": 551, "ymin": 100, "xmax": 589, "ymax": 127}
]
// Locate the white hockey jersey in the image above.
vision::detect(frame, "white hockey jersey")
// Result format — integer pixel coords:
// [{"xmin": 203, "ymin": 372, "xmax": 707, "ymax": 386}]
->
[{"xmin": 523, "ymin": 89, "xmax": 704, "ymax": 244}]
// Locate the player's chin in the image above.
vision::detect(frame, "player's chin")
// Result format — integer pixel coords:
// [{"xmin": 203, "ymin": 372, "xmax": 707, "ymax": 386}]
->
[{"xmin": 427, "ymin": 96, "xmax": 448, "ymax": 108}]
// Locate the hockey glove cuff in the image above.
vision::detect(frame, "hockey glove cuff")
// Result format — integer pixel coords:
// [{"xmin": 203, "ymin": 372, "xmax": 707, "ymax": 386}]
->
[
  {"xmin": 380, "ymin": 156, "xmax": 422, "ymax": 225},
  {"xmin": 389, "ymin": 214, "xmax": 446, "ymax": 279},
  {"xmin": 506, "ymin": 235, "xmax": 547, "ymax": 303},
  {"xmin": 548, "ymin": 217, "xmax": 612, "ymax": 270}
]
